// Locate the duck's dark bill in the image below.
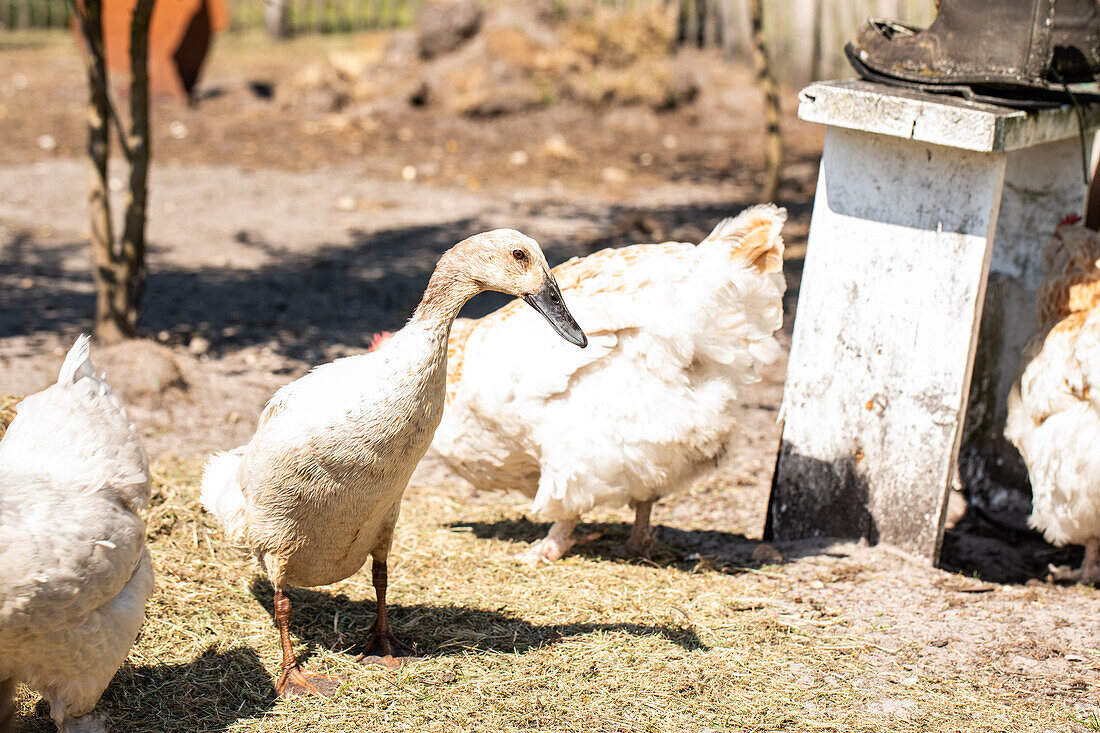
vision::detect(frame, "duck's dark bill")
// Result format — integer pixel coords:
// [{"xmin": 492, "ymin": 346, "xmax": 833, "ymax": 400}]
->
[{"xmin": 524, "ymin": 277, "xmax": 588, "ymax": 348}]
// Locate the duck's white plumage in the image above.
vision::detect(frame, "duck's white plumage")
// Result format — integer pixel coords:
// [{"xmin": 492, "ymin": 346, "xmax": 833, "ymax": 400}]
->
[
  {"xmin": 0, "ymin": 335, "xmax": 153, "ymax": 732},
  {"xmin": 202, "ymin": 319, "xmax": 452, "ymax": 587},
  {"xmin": 199, "ymin": 228, "xmax": 587, "ymax": 696},
  {"xmin": 1006, "ymin": 220, "xmax": 1100, "ymax": 581},
  {"xmin": 432, "ymin": 205, "xmax": 786, "ymax": 556}
]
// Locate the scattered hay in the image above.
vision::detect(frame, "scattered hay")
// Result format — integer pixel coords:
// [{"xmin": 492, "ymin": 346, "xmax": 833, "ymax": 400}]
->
[
  {"xmin": 0, "ymin": 393, "xmax": 19, "ymax": 439},
  {"xmin": 9, "ymin": 459, "xmax": 1084, "ymax": 732}
]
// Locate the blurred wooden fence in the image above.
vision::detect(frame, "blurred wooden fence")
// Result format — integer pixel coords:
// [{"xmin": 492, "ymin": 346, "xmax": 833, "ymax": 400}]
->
[
  {"xmin": 2, "ymin": 0, "xmax": 933, "ymax": 83},
  {"xmin": 681, "ymin": 0, "xmax": 934, "ymax": 83},
  {"xmin": 1, "ymin": 0, "xmax": 68, "ymax": 29},
  {"xmin": 0, "ymin": 0, "xmax": 420, "ymax": 32},
  {"xmin": 230, "ymin": 0, "xmax": 418, "ymax": 33}
]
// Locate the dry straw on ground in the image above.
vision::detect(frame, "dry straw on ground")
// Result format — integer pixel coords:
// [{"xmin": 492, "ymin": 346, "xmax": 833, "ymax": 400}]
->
[
  {"xmin": 9, "ymin": 457, "xmax": 1092, "ymax": 732},
  {"xmin": 0, "ymin": 394, "xmax": 18, "ymax": 436}
]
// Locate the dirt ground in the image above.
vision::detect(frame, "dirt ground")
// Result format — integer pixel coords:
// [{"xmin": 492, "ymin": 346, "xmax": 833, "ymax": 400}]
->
[{"xmin": 1, "ymin": 27, "xmax": 1099, "ymax": 733}]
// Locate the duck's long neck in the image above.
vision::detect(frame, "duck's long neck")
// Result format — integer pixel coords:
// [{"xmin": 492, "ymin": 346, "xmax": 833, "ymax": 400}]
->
[{"xmin": 411, "ymin": 257, "xmax": 482, "ymax": 337}]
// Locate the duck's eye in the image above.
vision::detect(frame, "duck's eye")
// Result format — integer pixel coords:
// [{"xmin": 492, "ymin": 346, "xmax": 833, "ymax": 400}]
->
[{"xmin": 512, "ymin": 249, "xmax": 526, "ymax": 261}]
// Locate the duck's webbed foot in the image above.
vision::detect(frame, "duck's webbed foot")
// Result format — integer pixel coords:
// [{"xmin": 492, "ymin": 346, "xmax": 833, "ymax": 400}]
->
[
  {"xmin": 356, "ymin": 557, "xmax": 421, "ymax": 669},
  {"xmin": 276, "ymin": 665, "xmax": 344, "ymax": 699},
  {"xmin": 356, "ymin": 631, "xmax": 419, "ymax": 669},
  {"xmin": 516, "ymin": 519, "xmax": 602, "ymax": 565}
]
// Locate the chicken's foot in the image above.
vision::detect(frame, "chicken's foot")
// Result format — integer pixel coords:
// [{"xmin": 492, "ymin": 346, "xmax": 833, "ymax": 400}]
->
[{"xmin": 517, "ymin": 519, "xmax": 602, "ymax": 564}]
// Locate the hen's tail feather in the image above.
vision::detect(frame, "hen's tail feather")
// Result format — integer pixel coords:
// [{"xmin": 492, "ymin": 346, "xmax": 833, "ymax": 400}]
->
[
  {"xmin": 57, "ymin": 334, "xmax": 97, "ymax": 385},
  {"xmin": 686, "ymin": 205, "xmax": 787, "ymax": 370},
  {"xmin": 200, "ymin": 449, "xmax": 250, "ymax": 548},
  {"xmin": 701, "ymin": 204, "xmax": 786, "ymax": 274}
]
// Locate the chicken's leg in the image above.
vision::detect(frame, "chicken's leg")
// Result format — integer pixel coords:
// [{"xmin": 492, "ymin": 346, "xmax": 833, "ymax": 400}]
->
[
  {"xmin": 1082, "ymin": 537, "xmax": 1100, "ymax": 584},
  {"xmin": 357, "ymin": 559, "xmax": 418, "ymax": 669},
  {"xmin": 517, "ymin": 519, "xmax": 602, "ymax": 564},
  {"xmin": 273, "ymin": 587, "xmax": 343, "ymax": 698},
  {"xmin": 625, "ymin": 500, "xmax": 657, "ymax": 557}
]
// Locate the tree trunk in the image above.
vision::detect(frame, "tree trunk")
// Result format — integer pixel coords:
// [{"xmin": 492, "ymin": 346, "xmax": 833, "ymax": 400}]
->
[
  {"xmin": 73, "ymin": 0, "xmax": 126, "ymax": 343},
  {"xmin": 71, "ymin": 0, "xmax": 153, "ymax": 344},
  {"xmin": 748, "ymin": 0, "xmax": 781, "ymax": 203},
  {"xmin": 119, "ymin": 0, "xmax": 155, "ymax": 335}
]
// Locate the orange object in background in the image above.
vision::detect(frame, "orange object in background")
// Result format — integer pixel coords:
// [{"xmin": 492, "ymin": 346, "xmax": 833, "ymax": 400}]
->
[{"xmin": 75, "ymin": 0, "xmax": 229, "ymax": 102}]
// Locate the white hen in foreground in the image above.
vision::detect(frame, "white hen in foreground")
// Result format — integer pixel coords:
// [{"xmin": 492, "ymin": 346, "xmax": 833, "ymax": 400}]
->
[
  {"xmin": 1007, "ymin": 217, "xmax": 1100, "ymax": 583},
  {"xmin": 431, "ymin": 205, "xmax": 786, "ymax": 562},
  {"xmin": 0, "ymin": 336, "xmax": 153, "ymax": 732}
]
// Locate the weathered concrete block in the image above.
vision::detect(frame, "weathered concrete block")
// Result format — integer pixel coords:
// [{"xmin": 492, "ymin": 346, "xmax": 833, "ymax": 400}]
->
[{"xmin": 770, "ymin": 81, "xmax": 1099, "ymax": 562}]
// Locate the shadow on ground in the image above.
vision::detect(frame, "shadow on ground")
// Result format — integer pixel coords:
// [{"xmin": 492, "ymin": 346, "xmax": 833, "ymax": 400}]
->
[
  {"xmin": 449, "ymin": 517, "xmax": 840, "ymax": 573},
  {"xmin": 20, "ymin": 647, "xmax": 275, "ymax": 733},
  {"xmin": 460, "ymin": 512, "xmax": 1083, "ymax": 587},
  {"xmin": 0, "ymin": 199, "xmax": 810, "ymax": 362},
  {"xmin": 247, "ymin": 577, "xmax": 707, "ymax": 662},
  {"xmin": 941, "ymin": 505, "xmax": 1081, "ymax": 585}
]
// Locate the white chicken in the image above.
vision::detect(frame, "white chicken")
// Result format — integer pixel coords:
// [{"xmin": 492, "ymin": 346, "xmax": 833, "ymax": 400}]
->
[
  {"xmin": 1007, "ymin": 216, "xmax": 1100, "ymax": 583},
  {"xmin": 431, "ymin": 205, "xmax": 786, "ymax": 562},
  {"xmin": 0, "ymin": 336, "xmax": 153, "ymax": 732}
]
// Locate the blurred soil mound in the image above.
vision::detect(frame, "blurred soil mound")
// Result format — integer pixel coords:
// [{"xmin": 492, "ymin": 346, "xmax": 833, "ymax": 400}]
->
[
  {"xmin": 281, "ymin": 0, "xmax": 698, "ymax": 119},
  {"xmin": 94, "ymin": 339, "xmax": 189, "ymax": 408}
]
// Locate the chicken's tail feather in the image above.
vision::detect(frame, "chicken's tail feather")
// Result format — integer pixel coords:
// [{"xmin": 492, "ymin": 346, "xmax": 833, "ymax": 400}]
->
[
  {"xmin": 700, "ymin": 204, "xmax": 786, "ymax": 274},
  {"xmin": 684, "ymin": 205, "xmax": 787, "ymax": 371},
  {"xmin": 200, "ymin": 449, "xmax": 250, "ymax": 548},
  {"xmin": 57, "ymin": 334, "xmax": 97, "ymax": 386}
]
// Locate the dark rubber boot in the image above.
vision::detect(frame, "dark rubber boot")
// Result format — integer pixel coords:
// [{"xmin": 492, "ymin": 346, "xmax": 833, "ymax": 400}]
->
[{"xmin": 846, "ymin": 0, "xmax": 1100, "ymax": 104}]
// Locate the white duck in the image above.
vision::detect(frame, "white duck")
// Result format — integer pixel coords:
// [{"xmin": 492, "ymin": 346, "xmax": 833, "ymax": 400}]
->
[
  {"xmin": 1007, "ymin": 216, "xmax": 1100, "ymax": 583},
  {"xmin": 431, "ymin": 205, "xmax": 786, "ymax": 563},
  {"xmin": 0, "ymin": 335, "xmax": 153, "ymax": 733},
  {"xmin": 201, "ymin": 229, "xmax": 586, "ymax": 698}
]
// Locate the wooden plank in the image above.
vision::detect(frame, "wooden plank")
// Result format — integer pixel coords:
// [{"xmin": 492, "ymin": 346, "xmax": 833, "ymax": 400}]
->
[
  {"xmin": 799, "ymin": 80, "xmax": 1100, "ymax": 153},
  {"xmin": 768, "ymin": 126, "xmax": 1006, "ymax": 561}
]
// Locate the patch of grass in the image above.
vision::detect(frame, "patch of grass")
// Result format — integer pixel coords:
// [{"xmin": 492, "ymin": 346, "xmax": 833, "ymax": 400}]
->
[
  {"xmin": 10, "ymin": 459, "xmax": 1084, "ymax": 732},
  {"xmin": 1072, "ymin": 711, "xmax": 1100, "ymax": 731}
]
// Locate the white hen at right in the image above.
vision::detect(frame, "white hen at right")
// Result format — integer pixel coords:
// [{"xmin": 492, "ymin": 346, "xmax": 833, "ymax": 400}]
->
[
  {"xmin": 1007, "ymin": 217, "xmax": 1100, "ymax": 583},
  {"xmin": 432, "ymin": 205, "xmax": 786, "ymax": 562}
]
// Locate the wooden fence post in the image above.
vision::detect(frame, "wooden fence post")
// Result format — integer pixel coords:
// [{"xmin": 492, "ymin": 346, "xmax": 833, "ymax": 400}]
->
[{"xmin": 749, "ymin": 0, "xmax": 781, "ymax": 202}]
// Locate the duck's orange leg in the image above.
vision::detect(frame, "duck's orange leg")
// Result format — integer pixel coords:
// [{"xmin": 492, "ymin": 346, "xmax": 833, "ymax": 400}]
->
[
  {"xmin": 273, "ymin": 587, "xmax": 343, "ymax": 698},
  {"xmin": 357, "ymin": 559, "xmax": 419, "ymax": 669}
]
